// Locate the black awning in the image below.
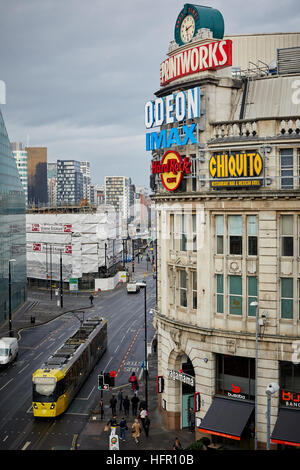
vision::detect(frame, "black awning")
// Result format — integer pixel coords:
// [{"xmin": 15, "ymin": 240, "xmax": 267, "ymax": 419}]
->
[
  {"xmin": 198, "ymin": 397, "xmax": 254, "ymax": 441},
  {"xmin": 271, "ymin": 408, "xmax": 300, "ymax": 447}
]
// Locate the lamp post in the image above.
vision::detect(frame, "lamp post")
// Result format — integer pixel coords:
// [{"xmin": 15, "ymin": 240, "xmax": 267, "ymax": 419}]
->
[
  {"xmin": 60, "ymin": 250, "xmax": 63, "ymax": 308},
  {"xmin": 137, "ymin": 281, "xmax": 148, "ymax": 410},
  {"xmin": 250, "ymin": 300, "xmax": 259, "ymax": 450},
  {"xmin": 8, "ymin": 259, "xmax": 16, "ymax": 337},
  {"xmin": 265, "ymin": 382, "xmax": 279, "ymax": 450}
]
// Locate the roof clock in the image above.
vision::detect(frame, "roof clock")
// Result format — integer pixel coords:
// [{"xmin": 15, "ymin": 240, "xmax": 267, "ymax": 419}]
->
[{"xmin": 174, "ymin": 4, "xmax": 225, "ymax": 47}]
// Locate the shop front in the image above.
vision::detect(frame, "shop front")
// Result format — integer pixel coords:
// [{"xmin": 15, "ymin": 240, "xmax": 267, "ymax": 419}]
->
[{"xmin": 198, "ymin": 354, "xmax": 255, "ymax": 449}]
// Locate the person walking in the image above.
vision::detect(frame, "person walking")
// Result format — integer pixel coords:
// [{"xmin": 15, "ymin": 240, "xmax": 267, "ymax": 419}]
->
[
  {"xmin": 123, "ymin": 396, "xmax": 130, "ymax": 416},
  {"xmin": 131, "ymin": 418, "xmax": 141, "ymax": 445},
  {"xmin": 131, "ymin": 394, "xmax": 140, "ymax": 416},
  {"xmin": 118, "ymin": 389, "xmax": 123, "ymax": 412},
  {"xmin": 109, "ymin": 395, "xmax": 117, "ymax": 416},
  {"xmin": 129, "ymin": 371, "xmax": 138, "ymax": 391},
  {"xmin": 143, "ymin": 415, "xmax": 150, "ymax": 437},
  {"xmin": 99, "ymin": 399, "xmax": 104, "ymax": 420},
  {"xmin": 118, "ymin": 417, "xmax": 128, "ymax": 441},
  {"xmin": 139, "ymin": 407, "xmax": 147, "ymax": 430},
  {"xmin": 173, "ymin": 437, "xmax": 182, "ymax": 450},
  {"xmin": 89, "ymin": 294, "xmax": 94, "ymax": 305},
  {"xmin": 188, "ymin": 407, "xmax": 195, "ymax": 432}
]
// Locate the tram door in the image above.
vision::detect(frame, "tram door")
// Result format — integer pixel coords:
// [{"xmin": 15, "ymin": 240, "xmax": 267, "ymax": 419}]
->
[{"xmin": 182, "ymin": 394, "xmax": 194, "ymax": 428}]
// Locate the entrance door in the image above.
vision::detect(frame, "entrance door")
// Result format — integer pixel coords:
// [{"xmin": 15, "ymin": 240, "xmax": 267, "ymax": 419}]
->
[{"xmin": 182, "ymin": 394, "xmax": 194, "ymax": 428}]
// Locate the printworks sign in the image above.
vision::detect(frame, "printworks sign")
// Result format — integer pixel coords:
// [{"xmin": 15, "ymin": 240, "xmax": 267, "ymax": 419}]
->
[
  {"xmin": 167, "ymin": 368, "xmax": 195, "ymax": 387},
  {"xmin": 209, "ymin": 152, "xmax": 263, "ymax": 188},
  {"xmin": 152, "ymin": 151, "xmax": 191, "ymax": 191}
]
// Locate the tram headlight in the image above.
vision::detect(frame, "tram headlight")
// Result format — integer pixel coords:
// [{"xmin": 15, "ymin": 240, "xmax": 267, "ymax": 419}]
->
[
  {"xmin": 50, "ymin": 403, "xmax": 55, "ymax": 409},
  {"xmin": 33, "ymin": 403, "xmax": 38, "ymax": 409}
]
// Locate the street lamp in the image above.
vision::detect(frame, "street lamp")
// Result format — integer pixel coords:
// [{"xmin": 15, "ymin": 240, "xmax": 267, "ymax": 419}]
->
[
  {"xmin": 8, "ymin": 259, "xmax": 16, "ymax": 337},
  {"xmin": 137, "ymin": 281, "xmax": 148, "ymax": 410},
  {"xmin": 250, "ymin": 300, "xmax": 259, "ymax": 450},
  {"xmin": 265, "ymin": 382, "xmax": 279, "ymax": 450}
]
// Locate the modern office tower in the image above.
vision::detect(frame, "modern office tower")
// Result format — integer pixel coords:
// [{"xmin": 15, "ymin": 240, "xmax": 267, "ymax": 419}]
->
[
  {"xmin": 104, "ymin": 176, "xmax": 132, "ymax": 223},
  {"xmin": 11, "ymin": 142, "xmax": 28, "ymax": 205},
  {"xmin": 25, "ymin": 146, "xmax": 48, "ymax": 207},
  {"xmin": 47, "ymin": 162, "xmax": 57, "ymax": 206},
  {"xmin": 0, "ymin": 108, "xmax": 27, "ymax": 328},
  {"xmin": 57, "ymin": 160, "xmax": 83, "ymax": 206},
  {"xmin": 80, "ymin": 161, "xmax": 91, "ymax": 202}
]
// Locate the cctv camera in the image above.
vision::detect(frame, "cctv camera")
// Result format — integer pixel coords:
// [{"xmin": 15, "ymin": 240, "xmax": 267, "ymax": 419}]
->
[{"xmin": 265, "ymin": 382, "xmax": 279, "ymax": 395}]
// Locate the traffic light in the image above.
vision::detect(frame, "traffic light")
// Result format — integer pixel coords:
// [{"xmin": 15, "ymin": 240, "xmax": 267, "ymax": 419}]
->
[
  {"xmin": 98, "ymin": 374, "xmax": 105, "ymax": 390},
  {"xmin": 104, "ymin": 372, "xmax": 111, "ymax": 387}
]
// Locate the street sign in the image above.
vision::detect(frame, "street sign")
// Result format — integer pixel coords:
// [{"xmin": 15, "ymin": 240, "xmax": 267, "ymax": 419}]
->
[
  {"xmin": 194, "ymin": 392, "xmax": 201, "ymax": 412},
  {"xmin": 69, "ymin": 278, "xmax": 78, "ymax": 292},
  {"xmin": 157, "ymin": 375, "xmax": 164, "ymax": 393}
]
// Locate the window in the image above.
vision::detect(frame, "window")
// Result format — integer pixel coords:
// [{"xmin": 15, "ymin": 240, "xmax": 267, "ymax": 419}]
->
[
  {"xmin": 179, "ymin": 270, "xmax": 187, "ymax": 307},
  {"xmin": 281, "ymin": 215, "xmax": 293, "ymax": 256},
  {"xmin": 281, "ymin": 278, "xmax": 293, "ymax": 319},
  {"xmin": 180, "ymin": 214, "xmax": 187, "ymax": 251},
  {"xmin": 170, "ymin": 214, "xmax": 174, "ymax": 249},
  {"xmin": 247, "ymin": 215, "xmax": 257, "ymax": 256},
  {"xmin": 248, "ymin": 277, "xmax": 257, "ymax": 316},
  {"xmin": 216, "ymin": 215, "xmax": 224, "ymax": 254},
  {"xmin": 192, "ymin": 214, "xmax": 197, "ymax": 252},
  {"xmin": 229, "ymin": 275, "xmax": 242, "ymax": 315},
  {"xmin": 281, "ymin": 149, "xmax": 294, "ymax": 189},
  {"xmin": 216, "ymin": 274, "xmax": 224, "ymax": 313},
  {"xmin": 192, "ymin": 271, "xmax": 197, "ymax": 309},
  {"xmin": 229, "ymin": 215, "xmax": 242, "ymax": 255}
]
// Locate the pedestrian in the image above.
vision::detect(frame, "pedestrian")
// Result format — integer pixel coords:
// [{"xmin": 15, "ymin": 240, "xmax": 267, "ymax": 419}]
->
[
  {"xmin": 139, "ymin": 407, "xmax": 147, "ymax": 430},
  {"xmin": 118, "ymin": 389, "xmax": 123, "ymax": 411},
  {"xmin": 118, "ymin": 417, "xmax": 128, "ymax": 441},
  {"xmin": 143, "ymin": 415, "xmax": 150, "ymax": 437},
  {"xmin": 109, "ymin": 395, "xmax": 117, "ymax": 416},
  {"xmin": 173, "ymin": 437, "xmax": 182, "ymax": 450},
  {"xmin": 106, "ymin": 415, "xmax": 118, "ymax": 431},
  {"xmin": 99, "ymin": 399, "xmax": 104, "ymax": 419},
  {"xmin": 123, "ymin": 396, "xmax": 130, "ymax": 416},
  {"xmin": 131, "ymin": 418, "xmax": 141, "ymax": 444},
  {"xmin": 152, "ymin": 336, "xmax": 157, "ymax": 353},
  {"xmin": 188, "ymin": 407, "xmax": 195, "ymax": 432},
  {"xmin": 129, "ymin": 371, "xmax": 137, "ymax": 391},
  {"xmin": 89, "ymin": 294, "xmax": 94, "ymax": 305},
  {"xmin": 131, "ymin": 394, "xmax": 140, "ymax": 416},
  {"xmin": 139, "ymin": 400, "xmax": 147, "ymax": 411},
  {"xmin": 133, "ymin": 381, "xmax": 139, "ymax": 396}
]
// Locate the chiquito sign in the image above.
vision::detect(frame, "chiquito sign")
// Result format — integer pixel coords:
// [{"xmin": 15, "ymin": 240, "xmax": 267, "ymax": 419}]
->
[
  {"xmin": 152, "ymin": 150, "xmax": 192, "ymax": 191},
  {"xmin": 145, "ymin": 86, "xmax": 202, "ymax": 151}
]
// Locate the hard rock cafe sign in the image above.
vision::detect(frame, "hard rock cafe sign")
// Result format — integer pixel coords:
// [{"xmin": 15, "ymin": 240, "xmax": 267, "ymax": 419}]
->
[{"xmin": 151, "ymin": 150, "xmax": 191, "ymax": 191}]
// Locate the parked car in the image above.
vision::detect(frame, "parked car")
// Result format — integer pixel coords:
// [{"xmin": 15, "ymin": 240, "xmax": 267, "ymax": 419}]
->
[{"xmin": 127, "ymin": 281, "xmax": 140, "ymax": 293}]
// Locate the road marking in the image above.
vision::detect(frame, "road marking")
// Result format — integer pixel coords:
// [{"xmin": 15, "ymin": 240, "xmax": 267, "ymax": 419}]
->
[
  {"xmin": 104, "ymin": 356, "xmax": 113, "ymax": 370},
  {"xmin": 75, "ymin": 386, "xmax": 95, "ymax": 401},
  {"xmin": 3, "ymin": 435, "xmax": 8, "ymax": 442},
  {"xmin": 114, "ymin": 345, "xmax": 119, "ymax": 353},
  {"xmin": 18, "ymin": 363, "xmax": 30, "ymax": 374},
  {"xmin": 0, "ymin": 378, "xmax": 13, "ymax": 391},
  {"xmin": 22, "ymin": 441, "xmax": 31, "ymax": 450}
]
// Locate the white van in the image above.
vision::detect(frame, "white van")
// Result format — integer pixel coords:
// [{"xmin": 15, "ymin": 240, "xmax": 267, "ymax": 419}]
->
[
  {"xmin": 0, "ymin": 337, "xmax": 18, "ymax": 365},
  {"xmin": 127, "ymin": 281, "xmax": 140, "ymax": 293}
]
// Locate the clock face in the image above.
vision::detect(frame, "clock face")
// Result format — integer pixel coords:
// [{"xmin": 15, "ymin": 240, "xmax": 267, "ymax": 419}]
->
[{"xmin": 180, "ymin": 15, "xmax": 195, "ymax": 44}]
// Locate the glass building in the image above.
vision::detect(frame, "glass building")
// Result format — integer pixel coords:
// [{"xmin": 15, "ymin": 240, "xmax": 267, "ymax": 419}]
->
[{"xmin": 0, "ymin": 107, "xmax": 27, "ymax": 328}]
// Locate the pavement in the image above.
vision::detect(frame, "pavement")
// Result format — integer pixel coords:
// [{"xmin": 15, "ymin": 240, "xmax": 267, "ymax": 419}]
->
[{"xmin": 0, "ymin": 272, "xmax": 197, "ymax": 452}]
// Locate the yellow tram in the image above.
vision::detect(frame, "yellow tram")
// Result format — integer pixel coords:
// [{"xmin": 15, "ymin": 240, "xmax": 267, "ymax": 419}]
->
[{"xmin": 32, "ymin": 315, "xmax": 107, "ymax": 417}]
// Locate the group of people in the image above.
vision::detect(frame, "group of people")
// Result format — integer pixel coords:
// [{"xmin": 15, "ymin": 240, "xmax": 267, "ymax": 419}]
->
[{"xmin": 102, "ymin": 371, "xmax": 151, "ymax": 444}]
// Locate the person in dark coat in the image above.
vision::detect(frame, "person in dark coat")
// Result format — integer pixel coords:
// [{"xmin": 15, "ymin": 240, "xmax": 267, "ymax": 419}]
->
[
  {"xmin": 118, "ymin": 389, "xmax": 124, "ymax": 411},
  {"xmin": 109, "ymin": 395, "xmax": 117, "ymax": 415},
  {"xmin": 131, "ymin": 395, "xmax": 140, "ymax": 416},
  {"xmin": 99, "ymin": 399, "xmax": 104, "ymax": 419},
  {"xmin": 123, "ymin": 396, "xmax": 130, "ymax": 416},
  {"xmin": 89, "ymin": 294, "xmax": 94, "ymax": 305},
  {"xmin": 143, "ymin": 415, "xmax": 150, "ymax": 437}
]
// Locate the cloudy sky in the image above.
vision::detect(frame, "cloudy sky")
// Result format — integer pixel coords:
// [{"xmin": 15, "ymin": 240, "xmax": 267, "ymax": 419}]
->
[{"xmin": 0, "ymin": 0, "xmax": 299, "ymax": 188}]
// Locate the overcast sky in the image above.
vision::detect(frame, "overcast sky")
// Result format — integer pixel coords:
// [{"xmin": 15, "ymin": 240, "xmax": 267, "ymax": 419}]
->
[{"xmin": 0, "ymin": 0, "xmax": 299, "ymax": 188}]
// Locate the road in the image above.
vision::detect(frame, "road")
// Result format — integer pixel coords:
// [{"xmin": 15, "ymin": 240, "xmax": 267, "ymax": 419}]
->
[{"xmin": 0, "ymin": 262, "xmax": 156, "ymax": 450}]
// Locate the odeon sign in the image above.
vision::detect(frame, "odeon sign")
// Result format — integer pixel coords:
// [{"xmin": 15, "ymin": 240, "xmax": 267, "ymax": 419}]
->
[
  {"xmin": 152, "ymin": 150, "xmax": 191, "ymax": 191},
  {"xmin": 145, "ymin": 86, "xmax": 202, "ymax": 151}
]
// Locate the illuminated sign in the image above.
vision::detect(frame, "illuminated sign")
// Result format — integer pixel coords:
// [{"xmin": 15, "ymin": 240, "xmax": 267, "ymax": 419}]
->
[
  {"xmin": 226, "ymin": 383, "xmax": 246, "ymax": 400},
  {"xmin": 209, "ymin": 152, "xmax": 263, "ymax": 188},
  {"xmin": 281, "ymin": 390, "xmax": 300, "ymax": 409},
  {"xmin": 160, "ymin": 39, "xmax": 232, "ymax": 86},
  {"xmin": 145, "ymin": 87, "xmax": 203, "ymax": 151},
  {"xmin": 152, "ymin": 151, "xmax": 191, "ymax": 191}
]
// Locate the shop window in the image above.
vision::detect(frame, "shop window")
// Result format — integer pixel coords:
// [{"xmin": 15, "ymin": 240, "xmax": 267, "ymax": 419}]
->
[
  {"xmin": 281, "ymin": 215, "xmax": 294, "ymax": 256},
  {"xmin": 216, "ymin": 215, "xmax": 224, "ymax": 254},
  {"xmin": 216, "ymin": 274, "xmax": 224, "ymax": 314},
  {"xmin": 280, "ymin": 362, "xmax": 300, "ymax": 407},
  {"xmin": 281, "ymin": 278, "xmax": 293, "ymax": 319},
  {"xmin": 179, "ymin": 270, "xmax": 187, "ymax": 307},
  {"xmin": 180, "ymin": 214, "xmax": 187, "ymax": 251},
  {"xmin": 229, "ymin": 275, "xmax": 242, "ymax": 315},
  {"xmin": 247, "ymin": 277, "xmax": 257, "ymax": 317},
  {"xmin": 229, "ymin": 215, "xmax": 242, "ymax": 255},
  {"xmin": 170, "ymin": 214, "xmax": 175, "ymax": 249},
  {"xmin": 247, "ymin": 215, "xmax": 257, "ymax": 256},
  {"xmin": 280, "ymin": 148, "xmax": 294, "ymax": 189},
  {"xmin": 216, "ymin": 354, "xmax": 255, "ymax": 400},
  {"xmin": 192, "ymin": 271, "xmax": 197, "ymax": 309}
]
